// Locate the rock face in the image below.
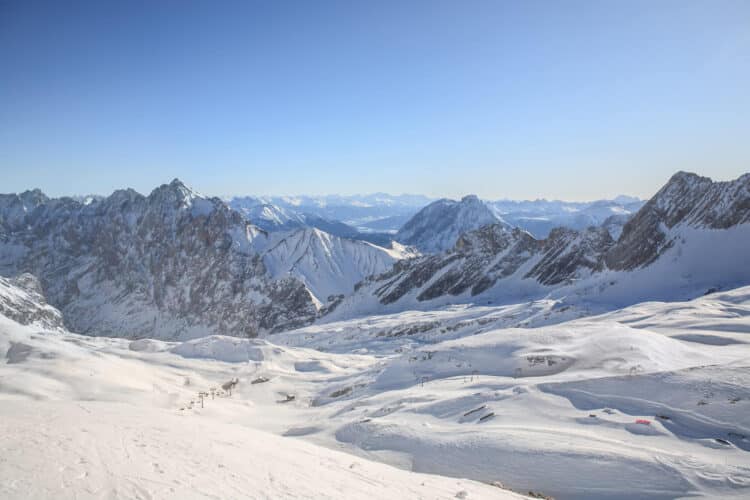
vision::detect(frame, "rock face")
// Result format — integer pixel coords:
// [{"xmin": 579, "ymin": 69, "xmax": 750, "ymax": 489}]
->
[
  {"xmin": 0, "ymin": 189, "xmax": 49, "ymax": 232},
  {"xmin": 2, "ymin": 171, "xmax": 748, "ymax": 337},
  {"xmin": 396, "ymin": 195, "xmax": 505, "ymax": 253},
  {"xmin": 0, "ymin": 273, "xmax": 66, "ymax": 331},
  {"xmin": 369, "ymin": 224, "xmax": 612, "ymax": 306},
  {"xmin": 606, "ymin": 171, "xmax": 750, "ymax": 270},
  {"xmin": 349, "ymin": 172, "xmax": 750, "ymax": 310},
  {"xmin": 0, "ymin": 181, "xmax": 324, "ymax": 339},
  {"xmin": 0, "ymin": 179, "xmax": 411, "ymax": 339}
]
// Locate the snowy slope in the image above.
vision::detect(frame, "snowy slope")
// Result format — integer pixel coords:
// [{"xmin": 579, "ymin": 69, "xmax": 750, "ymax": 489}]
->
[
  {"xmin": 277, "ymin": 288, "xmax": 750, "ymax": 499},
  {"xmin": 2, "ymin": 276, "xmax": 750, "ymax": 499},
  {"xmin": 260, "ymin": 227, "xmax": 413, "ymax": 304},
  {"xmin": 0, "ymin": 316, "xmax": 517, "ymax": 500},
  {"xmin": 1, "ymin": 400, "xmax": 521, "ymax": 500},
  {"xmin": 0, "ymin": 278, "xmax": 519, "ymax": 499}
]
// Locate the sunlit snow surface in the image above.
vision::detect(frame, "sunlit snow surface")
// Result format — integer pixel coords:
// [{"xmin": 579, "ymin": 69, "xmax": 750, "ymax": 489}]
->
[{"xmin": 3, "ymin": 287, "xmax": 750, "ymax": 499}]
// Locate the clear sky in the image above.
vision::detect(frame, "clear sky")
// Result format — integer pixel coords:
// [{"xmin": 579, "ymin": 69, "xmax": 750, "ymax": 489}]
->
[{"xmin": 1, "ymin": 0, "xmax": 749, "ymax": 201}]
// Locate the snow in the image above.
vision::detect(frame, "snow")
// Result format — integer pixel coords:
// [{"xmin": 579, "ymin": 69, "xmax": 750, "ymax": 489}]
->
[
  {"xmin": 2, "ymin": 278, "xmax": 750, "ymax": 498},
  {"xmin": 170, "ymin": 336, "xmax": 283, "ymax": 363},
  {"xmin": 0, "ymin": 401, "xmax": 515, "ymax": 500},
  {"xmin": 0, "ymin": 314, "xmax": 518, "ymax": 499},
  {"xmin": 260, "ymin": 228, "xmax": 408, "ymax": 303},
  {"xmin": 573, "ymin": 224, "xmax": 750, "ymax": 307}
]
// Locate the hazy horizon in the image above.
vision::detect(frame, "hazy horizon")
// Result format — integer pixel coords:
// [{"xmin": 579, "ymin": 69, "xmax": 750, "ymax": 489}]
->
[
  {"xmin": 15, "ymin": 170, "xmax": 750, "ymax": 205},
  {"xmin": 4, "ymin": 176, "xmax": 651, "ymax": 204}
]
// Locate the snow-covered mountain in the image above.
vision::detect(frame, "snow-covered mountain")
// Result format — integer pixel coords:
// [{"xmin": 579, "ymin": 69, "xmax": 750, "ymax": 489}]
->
[
  {"xmin": 606, "ymin": 171, "xmax": 750, "ymax": 270},
  {"xmin": 487, "ymin": 197, "xmax": 644, "ymax": 238},
  {"xmin": 0, "ymin": 179, "xmax": 407, "ymax": 340},
  {"xmin": 229, "ymin": 197, "xmax": 396, "ymax": 247},
  {"xmin": 230, "ymin": 193, "xmax": 433, "ymax": 233},
  {"xmin": 395, "ymin": 195, "xmax": 507, "ymax": 253},
  {"xmin": 260, "ymin": 227, "xmax": 412, "ymax": 305},
  {"xmin": 230, "ymin": 197, "xmax": 306, "ymax": 231},
  {"xmin": 229, "ymin": 191, "xmax": 644, "ymax": 241},
  {"xmin": 330, "ymin": 172, "xmax": 750, "ymax": 319},
  {"xmin": 3, "ymin": 173, "xmax": 750, "ymax": 500},
  {"xmin": 2, "ymin": 171, "xmax": 747, "ymax": 339}
]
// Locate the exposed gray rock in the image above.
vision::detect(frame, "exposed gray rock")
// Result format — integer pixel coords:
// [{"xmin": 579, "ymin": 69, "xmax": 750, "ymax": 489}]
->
[
  {"xmin": 606, "ymin": 171, "xmax": 750, "ymax": 270},
  {"xmin": 354, "ymin": 171, "xmax": 750, "ymax": 308},
  {"xmin": 0, "ymin": 273, "xmax": 66, "ymax": 331},
  {"xmin": 0, "ymin": 180, "xmax": 319, "ymax": 339}
]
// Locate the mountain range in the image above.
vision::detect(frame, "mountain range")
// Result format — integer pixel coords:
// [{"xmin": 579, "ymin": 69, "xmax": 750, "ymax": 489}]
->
[
  {"xmin": 0, "ymin": 180, "xmax": 407, "ymax": 339},
  {"xmin": 330, "ymin": 172, "xmax": 750, "ymax": 319},
  {"xmin": 1, "ymin": 171, "xmax": 748, "ymax": 340},
  {"xmin": 228, "ymin": 192, "xmax": 644, "ymax": 242}
]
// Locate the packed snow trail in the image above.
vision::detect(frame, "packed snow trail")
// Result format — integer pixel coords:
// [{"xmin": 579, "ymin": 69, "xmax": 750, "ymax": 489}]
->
[{"xmin": 0, "ymin": 401, "xmax": 516, "ymax": 500}]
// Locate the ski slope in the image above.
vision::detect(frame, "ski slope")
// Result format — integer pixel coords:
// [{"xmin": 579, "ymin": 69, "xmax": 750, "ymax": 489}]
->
[{"xmin": 2, "ymin": 285, "xmax": 750, "ymax": 498}]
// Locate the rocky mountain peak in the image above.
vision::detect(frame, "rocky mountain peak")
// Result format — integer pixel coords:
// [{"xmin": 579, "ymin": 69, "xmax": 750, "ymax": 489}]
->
[
  {"xmin": 340, "ymin": 171, "xmax": 750, "ymax": 316},
  {"xmin": 607, "ymin": 171, "xmax": 749, "ymax": 270},
  {"xmin": 147, "ymin": 178, "xmax": 204, "ymax": 208},
  {"xmin": 396, "ymin": 194, "xmax": 504, "ymax": 253},
  {"xmin": 18, "ymin": 188, "xmax": 49, "ymax": 207},
  {"xmin": 460, "ymin": 194, "xmax": 481, "ymax": 203}
]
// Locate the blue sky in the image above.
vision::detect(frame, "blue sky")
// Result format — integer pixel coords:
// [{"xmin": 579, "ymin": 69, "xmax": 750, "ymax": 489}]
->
[{"xmin": 1, "ymin": 0, "xmax": 749, "ymax": 200}]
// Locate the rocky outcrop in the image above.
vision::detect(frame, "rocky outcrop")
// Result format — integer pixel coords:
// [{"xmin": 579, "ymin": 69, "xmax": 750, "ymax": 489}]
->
[
  {"xmin": 606, "ymin": 172, "xmax": 750, "ymax": 270},
  {"xmin": 0, "ymin": 273, "xmax": 66, "ymax": 331},
  {"xmin": 526, "ymin": 226, "xmax": 613, "ymax": 286},
  {"xmin": 0, "ymin": 189, "xmax": 49, "ymax": 233},
  {"xmin": 367, "ymin": 223, "xmax": 613, "ymax": 305}
]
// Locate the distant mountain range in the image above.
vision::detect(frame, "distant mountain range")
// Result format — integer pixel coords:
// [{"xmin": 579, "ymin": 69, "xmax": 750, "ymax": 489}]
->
[
  {"xmin": 228, "ymin": 192, "xmax": 644, "ymax": 248},
  {"xmin": 1, "ymin": 172, "xmax": 747, "ymax": 340},
  {"xmin": 229, "ymin": 193, "xmax": 432, "ymax": 233}
]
